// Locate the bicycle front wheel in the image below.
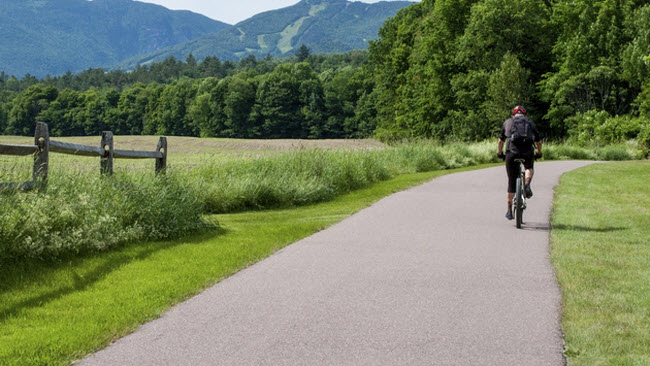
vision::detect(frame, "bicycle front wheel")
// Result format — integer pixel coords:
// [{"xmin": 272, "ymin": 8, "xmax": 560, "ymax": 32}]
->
[{"xmin": 515, "ymin": 177, "xmax": 524, "ymax": 228}]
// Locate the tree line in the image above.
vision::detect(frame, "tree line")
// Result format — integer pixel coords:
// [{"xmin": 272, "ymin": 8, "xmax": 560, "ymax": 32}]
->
[{"xmin": 0, "ymin": 49, "xmax": 376, "ymax": 138}]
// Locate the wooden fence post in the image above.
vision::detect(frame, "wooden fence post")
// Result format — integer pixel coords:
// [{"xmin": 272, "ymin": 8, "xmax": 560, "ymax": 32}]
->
[
  {"xmin": 33, "ymin": 122, "xmax": 49, "ymax": 189},
  {"xmin": 100, "ymin": 131, "xmax": 114, "ymax": 175},
  {"xmin": 156, "ymin": 137, "xmax": 167, "ymax": 176}
]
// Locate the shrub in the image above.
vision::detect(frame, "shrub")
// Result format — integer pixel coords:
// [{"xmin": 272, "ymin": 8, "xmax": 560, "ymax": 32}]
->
[
  {"xmin": 566, "ymin": 110, "xmax": 646, "ymax": 146},
  {"xmin": 566, "ymin": 110, "xmax": 611, "ymax": 145}
]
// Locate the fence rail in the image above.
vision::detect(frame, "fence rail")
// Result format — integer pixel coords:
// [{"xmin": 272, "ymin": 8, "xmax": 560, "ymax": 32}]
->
[
  {"xmin": 0, "ymin": 143, "xmax": 39, "ymax": 156},
  {"xmin": 0, "ymin": 122, "xmax": 167, "ymax": 191}
]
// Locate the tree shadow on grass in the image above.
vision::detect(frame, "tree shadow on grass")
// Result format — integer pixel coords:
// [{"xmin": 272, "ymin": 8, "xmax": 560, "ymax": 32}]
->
[{"xmin": 0, "ymin": 227, "xmax": 227, "ymax": 323}]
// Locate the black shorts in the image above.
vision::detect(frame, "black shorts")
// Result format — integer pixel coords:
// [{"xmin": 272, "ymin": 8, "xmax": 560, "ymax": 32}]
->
[{"xmin": 505, "ymin": 151, "xmax": 534, "ymax": 193}]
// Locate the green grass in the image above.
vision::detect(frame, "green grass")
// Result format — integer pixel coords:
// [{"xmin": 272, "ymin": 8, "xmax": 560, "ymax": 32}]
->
[
  {"xmin": 551, "ymin": 161, "xmax": 650, "ymax": 365},
  {"xmin": 0, "ymin": 164, "xmax": 495, "ymax": 366}
]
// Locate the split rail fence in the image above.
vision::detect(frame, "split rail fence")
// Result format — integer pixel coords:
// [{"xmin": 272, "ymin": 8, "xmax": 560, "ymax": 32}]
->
[{"xmin": 0, "ymin": 122, "xmax": 167, "ymax": 191}]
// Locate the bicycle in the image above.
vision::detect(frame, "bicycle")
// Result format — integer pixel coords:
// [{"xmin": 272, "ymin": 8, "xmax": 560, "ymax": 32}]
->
[{"xmin": 513, "ymin": 158, "xmax": 527, "ymax": 229}]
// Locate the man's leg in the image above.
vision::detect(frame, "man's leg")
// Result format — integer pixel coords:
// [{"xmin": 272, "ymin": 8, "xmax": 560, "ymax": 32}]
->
[
  {"xmin": 525, "ymin": 168, "xmax": 534, "ymax": 185},
  {"xmin": 524, "ymin": 154, "xmax": 535, "ymax": 198},
  {"xmin": 507, "ymin": 192, "xmax": 514, "ymax": 217},
  {"xmin": 505, "ymin": 153, "xmax": 517, "ymax": 219}
]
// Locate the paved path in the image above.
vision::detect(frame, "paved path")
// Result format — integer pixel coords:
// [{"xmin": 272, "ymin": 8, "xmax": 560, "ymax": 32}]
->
[{"xmin": 79, "ymin": 161, "xmax": 594, "ymax": 366}]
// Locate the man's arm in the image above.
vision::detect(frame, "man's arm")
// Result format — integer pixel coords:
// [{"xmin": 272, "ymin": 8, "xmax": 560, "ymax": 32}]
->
[
  {"xmin": 535, "ymin": 141, "xmax": 542, "ymax": 155},
  {"xmin": 498, "ymin": 122, "xmax": 507, "ymax": 156}
]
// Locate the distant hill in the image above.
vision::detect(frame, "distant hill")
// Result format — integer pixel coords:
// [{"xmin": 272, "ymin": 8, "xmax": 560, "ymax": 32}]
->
[
  {"xmin": 0, "ymin": 0, "xmax": 230, "ymax": 77},
  {"xmin": 115, "ymin": 0, "xmax": 414, "ymax": 69}
]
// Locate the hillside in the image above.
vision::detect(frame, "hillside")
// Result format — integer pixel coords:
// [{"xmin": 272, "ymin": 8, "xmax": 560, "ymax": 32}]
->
[
  {"xmin": 115, "ymin": 0, "xmax": 413, "ymax": 69},
  {"xmin": 0, "ymin": 0, "xmax": 230, "ymax": 77}
]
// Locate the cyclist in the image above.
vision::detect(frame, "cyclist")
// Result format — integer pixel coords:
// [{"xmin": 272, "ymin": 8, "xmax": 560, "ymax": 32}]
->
[{"xmin": 497, "ymin": 106, "xmax": 542, "ymax": 220}]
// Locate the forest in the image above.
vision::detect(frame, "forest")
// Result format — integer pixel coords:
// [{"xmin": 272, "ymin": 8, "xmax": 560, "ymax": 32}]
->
[
  {"xmin": 1, "ymin": 0, "xmax": 648, "ymax": 146},
  {"xmin": 369, "ymin": 0, "xmax": 649, "ymax": 145}
]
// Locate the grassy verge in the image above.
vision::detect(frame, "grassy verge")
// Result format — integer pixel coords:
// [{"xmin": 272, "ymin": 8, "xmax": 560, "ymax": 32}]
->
[
  {"xmin": 0, "ymin": 164, "xmax": 495, "ymax": 366},
  {"xmin": 551, "ymin": 161, "xmax": 650, "ymax": 365}
]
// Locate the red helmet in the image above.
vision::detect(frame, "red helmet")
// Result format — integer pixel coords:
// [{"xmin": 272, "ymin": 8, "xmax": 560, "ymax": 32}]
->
[{"xmin": 512, "ymin": 105, "xmax": 527, "ymax": 115}]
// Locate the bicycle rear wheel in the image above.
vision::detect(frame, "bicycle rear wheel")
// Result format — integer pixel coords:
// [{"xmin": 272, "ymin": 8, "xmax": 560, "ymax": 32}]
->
[{"xmin": 515, "ymin": 177, "xmax": 523, "ymax": 228}]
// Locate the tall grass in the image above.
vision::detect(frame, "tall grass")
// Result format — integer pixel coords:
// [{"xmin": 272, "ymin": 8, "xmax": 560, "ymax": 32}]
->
[
  {"xmin": 1, "ymin": 139, "xmax": 643, "ymax": 261},
  {"xmin": 0, "ymin": 171, "xmax": 206, "ymax": 261},
  {"xmin": 181, "ymin": 141, "xmax": 502, "ymax": 214}
]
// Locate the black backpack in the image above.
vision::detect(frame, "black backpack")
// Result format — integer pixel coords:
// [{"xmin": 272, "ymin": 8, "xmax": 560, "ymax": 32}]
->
[{"xmin": 509, "ymin": 116, "xmax": 534, "ymax": 151}]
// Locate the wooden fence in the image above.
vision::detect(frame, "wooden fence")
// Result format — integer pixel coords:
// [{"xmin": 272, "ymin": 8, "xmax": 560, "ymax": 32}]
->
[{"xmin": 0, "ymin": 122, "xmax": 167, "ymax": 191}]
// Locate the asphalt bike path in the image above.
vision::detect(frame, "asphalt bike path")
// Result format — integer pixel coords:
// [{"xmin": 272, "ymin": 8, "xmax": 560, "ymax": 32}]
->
[{"xmin": 79, "ymin": 161, "xmax": 595, "ymax": 366}]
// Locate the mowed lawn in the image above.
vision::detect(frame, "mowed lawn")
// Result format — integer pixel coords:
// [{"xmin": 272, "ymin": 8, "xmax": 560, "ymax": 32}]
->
[{"xmin": 551, "ymin": 161, "xmax": 650, "ymax": 365}]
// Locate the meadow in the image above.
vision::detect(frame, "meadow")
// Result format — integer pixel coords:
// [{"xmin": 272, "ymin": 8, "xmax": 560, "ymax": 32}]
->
[{"xmin": 0, "ymin": 135, "xmax": 645, "ymax": 261}]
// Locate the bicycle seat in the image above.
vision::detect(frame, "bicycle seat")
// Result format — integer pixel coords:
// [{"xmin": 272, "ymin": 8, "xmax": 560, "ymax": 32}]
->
[{"xmin": 514, "ymin": 158, "xmax": 526, "ymax": 163}]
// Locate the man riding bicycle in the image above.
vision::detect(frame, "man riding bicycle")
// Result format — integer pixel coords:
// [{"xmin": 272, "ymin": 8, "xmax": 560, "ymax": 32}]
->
[{"xmin": 497, "ymin": 106, "xmax": 542, "ymax": 220}]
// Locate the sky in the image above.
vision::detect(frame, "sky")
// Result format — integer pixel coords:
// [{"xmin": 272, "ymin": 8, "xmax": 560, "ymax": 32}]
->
[{"xmin": 136, "ymin": 0, "xmax": 417, "ymax": 25}]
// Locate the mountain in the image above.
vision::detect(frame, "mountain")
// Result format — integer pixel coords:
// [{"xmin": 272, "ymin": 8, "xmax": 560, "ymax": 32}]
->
[
  {"xmin": 0, "ymin": 0, "xmax": 230, "ymax": 77},
  {"xmin": 115, "ymin": 0, "xmax": 414, "ymax": 69}
]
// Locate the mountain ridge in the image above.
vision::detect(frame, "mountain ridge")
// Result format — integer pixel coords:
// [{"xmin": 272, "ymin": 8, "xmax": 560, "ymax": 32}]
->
[
  {"xmin": 115, "ymin": 0, "xmax": 414, "ymax": 70},
  {"xmin": 1, "ymin": 0, "xmax": 414, "ymax": 77},
  {"xmin": 0, "ymin": 0, "xmax": 230, "ymax": 77}
]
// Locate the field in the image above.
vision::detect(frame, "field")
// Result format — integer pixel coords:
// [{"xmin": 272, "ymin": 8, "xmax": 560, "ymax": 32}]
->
[
  {"xmin": 0, "ymin": 135, "xmax": 386, "ymax": 155},
  {"xmin": 0, "ymin": 135, "xmax": 386, "ymax": 181}
]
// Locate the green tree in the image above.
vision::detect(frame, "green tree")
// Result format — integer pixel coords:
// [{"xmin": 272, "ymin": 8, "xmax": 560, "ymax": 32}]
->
[
  {"xmin": 199, "ymin": 56, "xmax": 223, "ymax": 78},
  {"xmin": 622, "ymin": 5, "xmax": 650, "ymax": 88},
  {"xmin": 483, "ymin": 53, "xmax": 534, "ymax": 136},
  {"xmin": 370, "ymin": 0, "xmax": 477, "ymax": 140},
  {"xmin": 296, "ymin": 44, "xmax": 311, "ymax": 63},
  {"xmin": 253, "ymin": 64, "xmax": 303, "ymax": 138},
  {"xmin": 38, "ymin": 88, "xmax": 83, "ymax": 136},
  {"xmin": 541, "ymin": 0, "xmax": 639, "ymax": 134},
  {"xmin": 188, "ymin": 78, "xmax": 226, "ymax": 137},
  {"xmin": 0, "ymin": 90, "xmax": 15, "ymax": 134},
  {"xmin": 117, "ymin": 83, "xmax": 150, "ymax": 135},
  {"xmin": 182, "ymin": 54, "xmax": 199, "ymax": 78},
  {"xmin": 154, "ymin": 80, "xmax": 198, "ymax": 136},
  {"xmin": 142, "ymin": 84, "xmax": 165, "ymax": 135},
  {"xmin": 7, "ymin": 84, "xmax": 58, "ymax": 135},
  {"xmin": 224, "ymin": 76, "xmax": 258, "ymax": 137},
  {"xmin": 79, "ymin": 89, "xmax": 109, "ymax": 135}
]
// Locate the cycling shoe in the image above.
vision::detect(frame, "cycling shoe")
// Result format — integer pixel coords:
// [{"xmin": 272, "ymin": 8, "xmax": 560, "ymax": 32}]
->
[{"xmin": 525, "ymin": 185, "xmax": 533, "ymax": 198}]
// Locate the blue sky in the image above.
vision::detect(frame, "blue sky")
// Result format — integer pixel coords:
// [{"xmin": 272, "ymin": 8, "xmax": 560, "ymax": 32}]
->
[{"xmin": 137, "ymin": 0, "xmax": 417, "ymax": 24}]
